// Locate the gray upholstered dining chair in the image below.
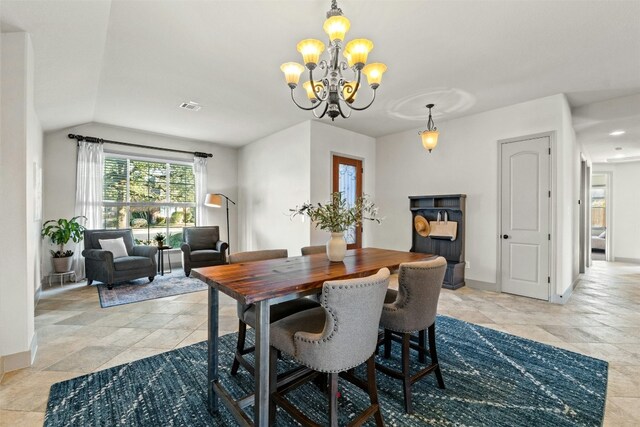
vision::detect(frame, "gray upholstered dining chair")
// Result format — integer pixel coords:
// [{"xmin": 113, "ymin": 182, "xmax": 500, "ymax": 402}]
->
[
  {"xmin": 377, "ymin": 256, "xmax": 447, "ymax": 414},
  {"xmin": 82, "ymin": 229, "xmax": 157, "ymax": 290},
  {"xmin": 228, "ymin": 249, "xmax": 319, "ymax": 376},
  {"xmin": 269, "ymin": 268, "xmax": 390, "ymax": 426},
  {"xmin": 181, "ymin": 226, "xmax": 228, "ymax": 276},
  {"xmin": 301, "ymin": 245, "xmax": 326, "ymax": 255}
]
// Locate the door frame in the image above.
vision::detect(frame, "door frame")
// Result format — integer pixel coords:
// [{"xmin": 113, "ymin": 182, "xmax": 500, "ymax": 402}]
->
[
  {"xmin": 331, "ymin": 153, "xmax": 364, "ymax": 249},
  {"xmin": 579, "ymin": 154, "xmax": 588, "ymax": 274},
  {"xmin": 496, "ymin": 131, "xmax": 555, "ymax": 302},
  {"xmin": 592, "ymin": 171, "xmax": 614, "ymax": 261}
]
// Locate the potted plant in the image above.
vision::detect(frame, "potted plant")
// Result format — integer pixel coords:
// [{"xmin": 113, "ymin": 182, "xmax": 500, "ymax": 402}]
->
[
  {"xmin": 41, "ymin": 216, "xmax": 86, "ymax": 273},
  {"xmin": 290, "ymin": 192, "xmax": 381, "ymax": 262},
  {"xmin": 154, "ymin": 232, "xmax": 166, "ymax": 247}
]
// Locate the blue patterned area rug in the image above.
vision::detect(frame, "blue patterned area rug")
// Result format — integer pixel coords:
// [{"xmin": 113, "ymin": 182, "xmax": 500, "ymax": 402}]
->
[
  {"xmin": 44, "ymin": 315, "xmax": 608, "ymax": 426},
  {"xmin": 97, "ymin": 271, "xmax": 207, "ymax": 308}
]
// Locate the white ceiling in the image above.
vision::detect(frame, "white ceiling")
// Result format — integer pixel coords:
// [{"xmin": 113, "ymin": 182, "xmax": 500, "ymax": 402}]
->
[{"xmin": 1, "ymin": 0, "xmax": 639, "ymax": 149}]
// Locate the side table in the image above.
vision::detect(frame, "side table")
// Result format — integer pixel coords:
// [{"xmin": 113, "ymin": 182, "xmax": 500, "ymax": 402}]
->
[
  {"xmin": 48, "ymin": 270, "xmax": 76, "ymax": 287},
  {"xmin": 157, "ymin": 245, "xmax": 172, "ymax": 276}
]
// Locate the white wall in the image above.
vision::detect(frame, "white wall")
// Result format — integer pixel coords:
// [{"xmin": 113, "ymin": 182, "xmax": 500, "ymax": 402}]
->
[
  {"xmin": 373, "ymin": 94, "xmax": 582, "ymax": 298},
  {"xmin": 238, "ymin": 121, "xmax": 311, "ymax": 255},
  {"xmin": 593, "ymin": 162, "xmax": 640, "ymax": 261},
  {"xmin": 310, "ymin": 121, "xmax": 377, "ymax": 247},
  {"xmin": 0, "ymin": 32, "xmax": 42, "ymax": 367},
  {"xmin": 42, "ymin": 122, "xmax": 238, "ymax": 274}
]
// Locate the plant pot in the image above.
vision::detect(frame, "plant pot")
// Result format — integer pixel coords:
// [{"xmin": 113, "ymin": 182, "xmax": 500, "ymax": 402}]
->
[
  {"xmin": 156, "ymin": 240, "xmax": 164, "ymax": 247},
  {"xmin": 326, "ymin": 232, "xmax": 347, "ymax": 262},
  {"xmin": 52, "ymin": 256, "xmax": 73, "ymax": 273}
]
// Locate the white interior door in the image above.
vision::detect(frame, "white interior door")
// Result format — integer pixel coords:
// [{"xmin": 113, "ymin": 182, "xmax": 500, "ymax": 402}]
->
[{"xmin": 500, "ymin": 136, "xmax": 550, "ymax": 300}]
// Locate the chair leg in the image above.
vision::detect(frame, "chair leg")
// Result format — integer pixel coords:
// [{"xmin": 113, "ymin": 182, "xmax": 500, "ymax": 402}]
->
[
  {"xmin": 366, "ymin": 356, "xmax": 385, "ymax": 427},
  {"xmin": 428, "ymin": 323, "xmax": 445, "ymax": 389},
  {"xmin": 328, "ymin": 373, "xmax": 339, "ymax": 427},
  {"xmin": 384, "ymin": 329, "xmax": 392, "ymax": 359},
  {"xmin": 418, "ymin": 330, "xmax": 426, "ymax": 363},
  {"xmin": 231, "ymin": 320, "xmax": 247, "ymax": 376},
  {"xmin": 87, "ymin": 279, "xmax": 93, "ymax": 286},
  {"xmin": 401, "ymin": 333, "xmax": 412, "ymax": 414}
]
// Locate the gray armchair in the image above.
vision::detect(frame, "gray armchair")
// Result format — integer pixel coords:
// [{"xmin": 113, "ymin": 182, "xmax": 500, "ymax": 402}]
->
[
  {"xmin": 181, "ymin": 226, "xmax": 228, "ymax": 276},
  {"xmin": 83, "ymin": 229, "xmax": 157, "ymax": 290}
]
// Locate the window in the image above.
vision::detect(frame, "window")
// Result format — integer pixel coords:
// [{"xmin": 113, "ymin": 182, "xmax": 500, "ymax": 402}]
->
[{"xmin": 102, "ymin": 156, "xmax": 196, "ymax": 248}]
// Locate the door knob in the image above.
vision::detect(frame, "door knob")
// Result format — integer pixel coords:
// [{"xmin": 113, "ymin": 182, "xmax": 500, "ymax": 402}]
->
[{"xmin": 502, "ymin": 234, "xmax": 510, "ymax": 239}]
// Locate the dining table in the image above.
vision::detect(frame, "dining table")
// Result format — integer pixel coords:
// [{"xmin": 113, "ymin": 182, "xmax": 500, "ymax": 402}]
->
[{"xmin": 191, "ymin": 247, "xmax": 436, "ymax": 426}]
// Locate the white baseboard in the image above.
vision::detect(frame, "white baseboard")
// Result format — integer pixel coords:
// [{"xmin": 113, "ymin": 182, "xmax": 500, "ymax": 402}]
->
[
  {"xmin": 466, "ymin": 279, "xmax": 498, "ymax": 292},
  {"xmin": 614, "ymin": 257, "xmax": 640, "ymax": 264},
  {"xmin": 550, "ymin": 277, "xmax": 577, "ymax": 305},
  {"xmin": 2, "ymin": 332, "xmax": 38, "ymax": 373}
]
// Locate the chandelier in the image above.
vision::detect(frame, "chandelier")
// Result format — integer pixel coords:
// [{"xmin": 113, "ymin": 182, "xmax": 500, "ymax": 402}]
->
[
  {"xmin": 420, "ymin": 104, "xmax": 439, "ymax": 153},
  {"xmin": 280, "ymin": 0, "xmax": 387, "ymax": 121}
]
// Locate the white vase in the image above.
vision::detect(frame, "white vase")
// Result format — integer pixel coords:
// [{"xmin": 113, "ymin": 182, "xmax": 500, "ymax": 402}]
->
[{"xmin": 326, "ymin": 232, "xmax": 347, "ymax": 262}]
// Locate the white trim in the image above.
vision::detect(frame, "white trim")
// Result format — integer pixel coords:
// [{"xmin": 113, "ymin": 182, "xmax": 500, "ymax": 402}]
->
[
  {"xmin": 496, "ymin": 131, "xmax": 555, "ymax": 302},
  {"xmin": 466, "ymin": 279, "xmax": 498, "ymax": 292},
  {"xmin": 2, "ymin": 333, "xmax": 38, "ymax": 372},
  {"xmin": 614, "ymin": 257, "xmax": 640, "ymax": 264}
]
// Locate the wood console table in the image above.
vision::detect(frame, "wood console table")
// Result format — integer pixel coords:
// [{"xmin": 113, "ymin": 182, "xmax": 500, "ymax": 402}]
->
[{"xmin": 192, "ymin": 247, "xmax": 435, "ymax": 426}]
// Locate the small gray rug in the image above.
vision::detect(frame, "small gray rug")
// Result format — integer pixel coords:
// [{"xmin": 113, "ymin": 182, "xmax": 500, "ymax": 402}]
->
[{"xmin": 96, "ymin": 271, "xmax": 207, "ymax": 308}]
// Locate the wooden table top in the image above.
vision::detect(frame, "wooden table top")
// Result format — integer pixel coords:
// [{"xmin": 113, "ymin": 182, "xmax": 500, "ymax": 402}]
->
[{"xmin": 191, "ymin": 247, "xmax": 435, "ymax": 304}]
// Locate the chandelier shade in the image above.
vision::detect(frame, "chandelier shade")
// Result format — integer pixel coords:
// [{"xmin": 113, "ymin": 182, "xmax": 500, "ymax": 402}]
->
[
  {"xmin": 280, "ymin": 0, "xmax": 386, "ymax": 121},
  {"xmin": 323, "ymin": 15, "xmax": 350, "ymax": 42},
  {"xmin": 296, "ymin": 39, "xmax": 325, "ymax": 67},
  {"xmin": 362, "ymin": 63, "xmax": 387, "ymax": 88},
  {"xmin": 280, "ymin": 62, "xmax": 305, "ymax": 87}
]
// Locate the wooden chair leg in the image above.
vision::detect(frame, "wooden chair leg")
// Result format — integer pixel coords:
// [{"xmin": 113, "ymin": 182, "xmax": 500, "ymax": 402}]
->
[
  {"xmin": 366, "ymin": 356, "xmax": 385, "ymax": 427},
  {"xmin": 231, "ymin": 319, "xmax": 246, "ymax": 376},
  {"xmin": 428, "ymin": 323, "xmax": 445, "ymax": 389},
  {"xmin": 328, "ymin": 373, "xmax": 339, "ymax": 427},
  {"xmin": 401, "ymin": 333, "xmax": 412, "ymax": 414},
  {"xmin": 384, "ymin": 329, "xmax": 392, "ymax": 359},
  {"xmin": 418, "ymin": 330, "xmax": 426, "ymax": 363}
]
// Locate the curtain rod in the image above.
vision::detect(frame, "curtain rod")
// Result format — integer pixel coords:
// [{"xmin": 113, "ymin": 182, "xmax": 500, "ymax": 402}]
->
[{"xmin": 67, "ymin": 134, "xmax": 213, "ymax": 158}]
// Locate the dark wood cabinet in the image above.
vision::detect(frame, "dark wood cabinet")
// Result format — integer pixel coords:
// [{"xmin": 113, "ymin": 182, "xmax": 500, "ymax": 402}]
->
[{"xmin": 409, "ymin": 194, "xmax": 466, "ymax": 290}]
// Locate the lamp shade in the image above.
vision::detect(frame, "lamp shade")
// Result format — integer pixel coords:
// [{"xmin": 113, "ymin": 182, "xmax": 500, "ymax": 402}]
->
[
  {"xmin": 323, "ymin": 15, "xmax": 350, "ymax": 42},
  {"xmin": 296, "ymin": 39, "xmax": 325, "ymax": 67},
  {"xmin": 344, "ymin": 39, "xmax": 373, "ymax": 67},
  {"xmin": 204, "ymin": 193, "xmax": 223, "ymax": 208},
  {"xmin": 280, "ymin": 62, "xmax": 305, "ymax": 87},
  {"xmin": 362, "ymin": 63, "xmax": 387, "ymax": 87},
  {"xmin": 421, "ymin": 130, "xmax": 439, "ymax": 152}
]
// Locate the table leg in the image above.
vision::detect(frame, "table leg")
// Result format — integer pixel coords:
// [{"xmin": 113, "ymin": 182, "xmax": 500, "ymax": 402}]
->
[
  {"xmin": 157, "ymin": 251, "xmax": 161, "ymax": 274},
  {"xmin": 207, "ymin": 285, "xmax": 219, "ymax": 414},
  {"xmin": 254, "ymin": 300, "xmax": 270, "ymax": 426}
]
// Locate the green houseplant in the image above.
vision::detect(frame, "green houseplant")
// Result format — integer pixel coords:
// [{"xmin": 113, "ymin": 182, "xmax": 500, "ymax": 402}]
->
[
  {"xmin": 291, "ymin": 192, "xmax": 381, "ymax": 262},
  {"xmin": 41, "ymin": 216, "xmax": 86, "ymax": 273},
  {"xmin": 154, "ymin": 232, "xmax": 166, "ymax": 246}
]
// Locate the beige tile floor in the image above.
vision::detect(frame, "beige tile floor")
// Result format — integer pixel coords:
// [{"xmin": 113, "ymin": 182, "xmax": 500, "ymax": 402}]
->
[{"xmin": 1, "ymin": 260, "xmax": 639, "ymax": 426}]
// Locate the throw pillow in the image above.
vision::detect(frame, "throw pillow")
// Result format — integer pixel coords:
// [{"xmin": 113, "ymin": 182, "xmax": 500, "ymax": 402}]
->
[{"xmin": 99, "ymin": 237, "xmax": 129, "ymax": 259}]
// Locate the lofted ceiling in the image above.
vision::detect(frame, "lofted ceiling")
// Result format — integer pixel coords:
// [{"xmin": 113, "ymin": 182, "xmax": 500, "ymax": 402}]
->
[{"xmin": 1, "ymin": 0, "xmax": 639, "ymax": 150}]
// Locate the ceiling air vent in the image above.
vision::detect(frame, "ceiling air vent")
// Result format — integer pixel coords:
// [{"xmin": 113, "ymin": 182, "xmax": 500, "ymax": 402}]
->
[{"xmin": 178, "ymin": 101, "xmax": 202, "ymax": 111}]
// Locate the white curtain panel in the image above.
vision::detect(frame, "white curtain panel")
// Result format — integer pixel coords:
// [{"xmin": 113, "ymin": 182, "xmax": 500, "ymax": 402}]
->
[
  {"xmin": 74, "ymin": 140, "xmax": 104, "ymax": 278},
  {"xmin": 193, "ymin": 157, "xmax": 208, "ymax": 226}
]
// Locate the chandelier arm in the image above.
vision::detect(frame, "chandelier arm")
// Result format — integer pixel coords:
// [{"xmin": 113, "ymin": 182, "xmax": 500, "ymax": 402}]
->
[
  {"xmin": 310, "ymin": 69, "xmax": 329, "ymax": 103},
  {"xmin": 337, "ymin": 101, "xmax": 352, "ymax": 119},
  {"xmin": 343, "ymin": 68, "xmax": 362, "ymax": 103},
  {"xmin": 290, "ymin": 88, "xmax": 325, "ymax": 111},
  {"xmin": 344, "ymin": 88, "xmax": 377, "ymax": 111},
  {"xmin": 313, "ymin": 103, "xmax": 330, "ymax": 119}
]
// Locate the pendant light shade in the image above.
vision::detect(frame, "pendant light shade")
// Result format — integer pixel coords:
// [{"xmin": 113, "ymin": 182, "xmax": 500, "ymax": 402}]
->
[
  {"xmin": 280, "ymin": 62, "xmax": 305, "ymax": 88},
  {"xmin": 323, "ymin": 15, "xmax": 350, "ymax": 42},
  {"xmin": 296, "ymin": 39, "xmax": 325, "ymax": 68}
]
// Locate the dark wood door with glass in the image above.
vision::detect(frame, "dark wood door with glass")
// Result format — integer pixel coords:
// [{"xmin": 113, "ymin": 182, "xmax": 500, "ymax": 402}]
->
[{"xmin": 332, "ymin": 155, "xmax": 363, "ymax": 249}]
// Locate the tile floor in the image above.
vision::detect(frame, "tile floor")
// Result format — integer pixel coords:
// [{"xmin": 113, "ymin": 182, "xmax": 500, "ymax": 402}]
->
[{"xmin": 1, "ymin": 260, "xmax": 638, "ymax": 426}]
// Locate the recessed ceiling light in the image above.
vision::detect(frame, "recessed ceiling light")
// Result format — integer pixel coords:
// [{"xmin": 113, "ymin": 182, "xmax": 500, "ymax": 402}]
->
[
  {"xmin": 609, "ymin": 130, "xmax": 625, "ymax": 136},
  {"xmin": 615, "ymin": 147, "xmax": 623, "ymax": 150}
]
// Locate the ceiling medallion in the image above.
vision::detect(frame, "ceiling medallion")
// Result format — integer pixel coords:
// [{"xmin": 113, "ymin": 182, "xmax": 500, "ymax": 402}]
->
[{"xmin": 280, "ymin": 0, "xmax": 387, "ymax": 121}]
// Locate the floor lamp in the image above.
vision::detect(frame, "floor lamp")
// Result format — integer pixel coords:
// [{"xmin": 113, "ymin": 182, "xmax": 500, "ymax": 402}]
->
[{"xmin": 204, "ymin": 193, "xmax": 235, "ymax": 256}]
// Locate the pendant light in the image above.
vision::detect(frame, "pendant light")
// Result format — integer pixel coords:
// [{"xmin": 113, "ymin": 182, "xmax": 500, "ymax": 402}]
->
[{"xmin": 420, "ymin": 104, "xmax": 439, "ymax": 153}]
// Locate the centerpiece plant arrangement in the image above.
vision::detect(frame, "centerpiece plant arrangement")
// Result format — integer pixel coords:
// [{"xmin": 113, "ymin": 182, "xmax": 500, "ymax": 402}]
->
[
  {"xmin": 290, "ymin": 192, "xmax": 382, "ymax": 262},
  {"xmin": 41, "ymin": 216, "xmax": 86, "ymax": 273},
  {"xmin": 154, "ymin": 232, "xmax": 166, "ymax": 247}
]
